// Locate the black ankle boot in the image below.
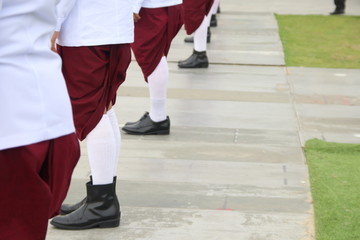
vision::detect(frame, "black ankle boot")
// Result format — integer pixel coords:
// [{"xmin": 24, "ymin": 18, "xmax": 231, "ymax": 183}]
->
[
  {"xmin": 50, "ymin": 181, "xmax": 120, "ymax": 230},
  {"xmin": 330, "ymin": 7, "xmax": 345, "ymax": 15},
  {"xmin": 184, "ymin": 27, "xmax": 211, "ymax": 43},
  {"xmin": 178, "ymin": 50, "xmax": 209, "ymax": 68},
  {"xmin": 210, "ymin": 14, "xmax": 217, "ymax": 27},
  {"xmin": 60, "ymin": 196, "xmax": 87, "ymax": 215},
  {"xmin": 60, "ymin": 177, "xmax": 117, "ymax": 215}
]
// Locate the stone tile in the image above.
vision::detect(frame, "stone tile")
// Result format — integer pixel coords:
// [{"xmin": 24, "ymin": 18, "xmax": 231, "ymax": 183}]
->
[
  {"xmin": 288, "ymin": 67, "xmax": 360, "ymax": 98},
  {"xmin": 116, "ymin": 97, "xmax": 299, "ymax": 131},
  {"xmin": 47, "ymin": 207, "xmax": 312, "ymax": 240}
]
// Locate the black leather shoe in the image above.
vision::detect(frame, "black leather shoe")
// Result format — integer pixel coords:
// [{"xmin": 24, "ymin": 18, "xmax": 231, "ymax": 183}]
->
[
  {"xmin": 60, "ymin": 177, "xmax": 117, "ymax": 215},
  {"xmin": 61, "ymin": 197, "xmax": 87, "ymax": 215},
  {"xmin": 178, "ymin": 50, "xmax": 209, "ymax": 68},
  {"xmin": 50, "ymin": 182, "xmax": 120, "ymax": 230},
  {"xmin": 330, "ymin": 8, "xmax": 345, "ymax": 15},
  {"xmin": 184, "ymin": 27, "xmax": 211, "ymax": 43},
  {"xmin": 122, "ymin": 112, "xmax": 170, "ymax": 135},
  {"xmin": 210, "ymin": 14, "xmax": 217, "ymax": 27}
]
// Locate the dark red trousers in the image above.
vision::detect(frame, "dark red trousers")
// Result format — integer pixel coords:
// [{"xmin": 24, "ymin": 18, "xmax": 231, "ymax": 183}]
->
[
  {"xmin": 182, "ymin": 0, "xmax": 214, "ymax": 35},
  {"xmin": 131, "ymin": 5, "xmax": 183, "ymax": 81},
  {"xmin": 58, "ymin": 44, "xmax": 131, "ymax": 140},
  {"xmin": 0, "ymin": 133, "xmax": 80, "ymax": 240}
]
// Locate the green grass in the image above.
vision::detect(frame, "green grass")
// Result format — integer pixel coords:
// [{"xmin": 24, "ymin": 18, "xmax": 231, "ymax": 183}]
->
[
  {"xmin": 305, "ymin": 139, "xmax": 360, "ymax": 240},
  {"xmin": 276, "ymin": 15, "xmax": 360, "ymax": 68}
]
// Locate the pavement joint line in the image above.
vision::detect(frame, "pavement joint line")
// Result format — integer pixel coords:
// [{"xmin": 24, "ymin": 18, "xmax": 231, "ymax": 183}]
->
[
  {"xmin": 284, "ymin": 66, "xmax": 308, "ymax": 155},
  {"xmin": 284, "ymin": 178, "xmax": 288, "ymax": 186},
  {"xmin": 168, "ymin": 61, "xmax": 286, "ymax": 68},
  {"xmin": 233, "ymin": 129, "xmax": 240, "ymax": 143}
]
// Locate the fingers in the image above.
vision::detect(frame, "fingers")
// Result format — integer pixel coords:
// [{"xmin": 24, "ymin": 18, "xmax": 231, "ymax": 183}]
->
[
  {"xmin": 133, "ymin": 13, "xmax": 141, "ymax": 23},
  {"xmin": 51, "ymin": 31, "xmax": 60, "ymax": 53}
]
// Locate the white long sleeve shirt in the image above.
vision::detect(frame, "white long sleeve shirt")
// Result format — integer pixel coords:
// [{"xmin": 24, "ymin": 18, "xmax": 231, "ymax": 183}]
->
[
  {"xmin": 133, "ymin": 0, "xmax": 182, "ymax": 14},
  {"xmin": 0, "ymin": 0, "xmax": 75, "ymax": 150},
  {"xmin": 56, "ymin": 0, "xmax": 134, "ymax": 47}
]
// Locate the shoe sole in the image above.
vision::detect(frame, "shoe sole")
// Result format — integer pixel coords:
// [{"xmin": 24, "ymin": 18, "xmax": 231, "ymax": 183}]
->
[
  {"xmin": 122, "ymin": 129, "xmax": 170, "ymax": 135},
  {"xmin": 178, "ymin": 64, "xmax": 209, "ymax": 69},
  {"xmin": 184, "ymin": 40, "xmax": 211, "ymax": 43},
  {"xmin": 50, "ymin": 218, "xmax": 120, "ymax": 230}
]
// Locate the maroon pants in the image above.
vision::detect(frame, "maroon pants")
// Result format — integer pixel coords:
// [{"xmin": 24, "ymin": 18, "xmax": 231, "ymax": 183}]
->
[
  {"xmin": 58, "ymin": 44, "xmax": 131, "ymax": 140},
  {"xmin": 0, "ymin": 133, "xmax": 80, "ymax": 240},
  {"xmin": 131, "ymin": 5, "xmax": 183, "ymax": 81},
  {"xmin": 182, "ymin": 0, "xmax": 214, "ymax": 34}
]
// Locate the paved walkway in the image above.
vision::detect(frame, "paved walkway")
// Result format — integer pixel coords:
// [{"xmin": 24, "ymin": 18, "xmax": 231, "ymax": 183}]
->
[{"xmin": 47, "ymin": 1, "xmax": 360, "ymax": 239}]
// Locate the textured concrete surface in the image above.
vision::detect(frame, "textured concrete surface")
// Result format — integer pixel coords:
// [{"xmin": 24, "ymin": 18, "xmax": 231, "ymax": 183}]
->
[{"xmin": 47, "ymin": 0, "xmax": 360, "ymax": 239}]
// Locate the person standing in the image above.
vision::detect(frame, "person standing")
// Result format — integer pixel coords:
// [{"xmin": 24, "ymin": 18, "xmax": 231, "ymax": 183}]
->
[
  {"xmin": 178, "ymin": 0, "xmax": 214, "ymax": 68},
  {"xmin": 330, "ymin": 0, "xmax": 346, "ymax": 15},
  {"xmin": 121, "ymin": 0, "xmax": 183, "ymax": 135},
  {"xmin": 49, "ymin": 0, "xmax": 134, "ymax": 230},
  {"xmin": 0, "ymin": 0, "xmax": 80, "ymax": 239},
  {"xmin": 183, "ymin": 0, "xmax": 220, "ymax": 43}
]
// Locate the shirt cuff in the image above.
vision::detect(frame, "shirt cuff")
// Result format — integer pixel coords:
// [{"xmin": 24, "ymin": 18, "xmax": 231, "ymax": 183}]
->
[
  {"xmin": 55, "ymin": 17, "xmax": 65, "ymax": 32},
  {"xmin": 133, "ymin": 5, "xmax": 142, "ymax": 14}
]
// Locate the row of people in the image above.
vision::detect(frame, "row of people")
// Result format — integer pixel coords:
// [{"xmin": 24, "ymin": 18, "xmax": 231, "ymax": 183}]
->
[
  {"xmin": 122, "ymin": 0, "xmax": 221, "ymax": 135},
  {"xmin": 0, "ymin": 0, "xmax": 220, "ymax": 239}
]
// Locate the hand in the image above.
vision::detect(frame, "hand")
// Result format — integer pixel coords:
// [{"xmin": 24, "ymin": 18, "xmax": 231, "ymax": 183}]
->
[
  {"xmin": 133, "ymin": 13, "xmax": 141, "ymax": 23},
  {"xmin": 51, "ymin": 31, "xmax": 59, "ymax": 53}
]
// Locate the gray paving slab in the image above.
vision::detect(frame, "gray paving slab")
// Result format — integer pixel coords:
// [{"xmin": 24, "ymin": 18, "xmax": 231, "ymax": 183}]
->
[
  {"xmin": 288, "ymin": 67, "xmax": 360, "ymax": 98},
  {"xmin": 125, "ymin": 63, "xmax": 288, "ymax": 93},
  {"xmin": 48, "ymin": 207, "xmax": 312, "ymax": 240},
  {"xmin": 294, "ymin": 104, "xmax": 360, "ymax": 145},
  {"xmin": 114, "ymin": 159, "xmax": 308, "ymax": 188},
  {"xmin": 286, "ymin": 67, "xmax": 360, "ymax": 144},
  {"xmin": 221, "ymin": 0, "xmax": 360, "ymax": 15},
  {"xmin": 120, "ymin": 140, "xmax": 304, "ymax": 164},
  {"xmin": 116, "ymin": 97, "xmax": 299, "ymax": 132},
  {"xmin": 63, "ymin": 176, "xmax": 310, "ymax": 213}
]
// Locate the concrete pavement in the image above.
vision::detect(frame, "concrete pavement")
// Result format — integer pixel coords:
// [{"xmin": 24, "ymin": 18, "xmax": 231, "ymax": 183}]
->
[{"xmin": 47, "ymin": 0, "xmax": 360, "ymax": 239}]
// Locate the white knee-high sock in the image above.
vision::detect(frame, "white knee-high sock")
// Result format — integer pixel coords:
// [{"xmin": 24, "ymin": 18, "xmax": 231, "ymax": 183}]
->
[
  {"xmin": 194, "ymin": 16, "xmax": 208, "ymax": 52},
  {"xmin": 107, "ymin": 108, "xmax": 121, "ymax": 177},
  {"xmin": 148, "ymin": 56, "xmax": 168, "ymax": 122},
  {"xmin": 212, "ymin": 0, "xmax": 220, "ymax": 15},
  {"xmin": 86, "ymin": 114, "xmax": 116, "ymax": 185}
]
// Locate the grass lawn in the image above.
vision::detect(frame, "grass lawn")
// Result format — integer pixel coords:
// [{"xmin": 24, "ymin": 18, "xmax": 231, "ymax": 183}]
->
[
  {"xmin": 305, "ymin": 139, "xmax": 360, "ymax": 240},
  {"xmin": 276, "ymin": 15, "xmax": 360, "ymax": 69}
]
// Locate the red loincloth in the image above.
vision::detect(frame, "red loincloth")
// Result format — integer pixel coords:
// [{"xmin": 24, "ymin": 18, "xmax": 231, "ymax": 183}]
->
[
  {"xmin": 0, "ymin": 133, "xmax": 80, "ymax": 240},
  {"xmin": 182, "ymin": 0, "xmax": 214, "ymax": 35},
  {"xmin": 131, "ymin": 5, "xmax": 183, "ymax": 81},
  {"xmin": 58, "ymin": 44, "xmax": 131, "ymax": 140}
]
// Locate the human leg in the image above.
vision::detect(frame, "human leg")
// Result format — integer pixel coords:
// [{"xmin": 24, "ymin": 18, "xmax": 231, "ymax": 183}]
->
[
  {"xmin": 52, "ymin": 45, "xmax": 130, "ymax": 229},
  {"xmin": 178, "ymin": 16, "xmax": 209, "ymax": 68},
  {"xmin": 123, "ymin": 7, "xmax": 182, "ymax": 135},
  {"xmin": 0, "ymin": 142, "xmax": 51, "ymax": 240},
  {"xmin": 122, "ymin": 56, "xmax": 170, "ymax": 135},
  {"xmin": 331, "ymin": 0, "xmax": 345, "ymax": 14},
  {"xmin": 0, "ymin": 133, "xmax": 79, "ymax": 239},
  {"xmin": 148, "ymin": 56, "xmax": 169, "ymax": 122}
]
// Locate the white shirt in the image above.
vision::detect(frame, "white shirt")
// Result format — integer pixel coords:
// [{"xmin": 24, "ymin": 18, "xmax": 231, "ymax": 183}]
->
[
  {"xmin": 0, "ymin": 0, "xmax": 75, "ymax": 150},
  {"xmin": 133, "ymin": 0, "xmax": 182, "ymax": 14},
  {"xmin": 56, "ymin": 0, "xmax": 134, "ymax": 47}
]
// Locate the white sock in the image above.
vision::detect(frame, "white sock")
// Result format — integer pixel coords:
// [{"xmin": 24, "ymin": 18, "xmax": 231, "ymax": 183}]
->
[
  {"xmin": 194, "ymin": 16, "xmax": 208, "ymax": 52},
  {"xmin": 212, "ymin": 0, "xmax": 220, "ymax": 15},
  {"xmin": 86, "ymin": 114, "xmax": 116, "ymax": 185},
  {"xmin": 107, "ymin": 108, "xmax": 121, "ymax": 177},
  {"xmin": 148, "ymin": 56, "xmax": 168, "ymax": 122}
]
